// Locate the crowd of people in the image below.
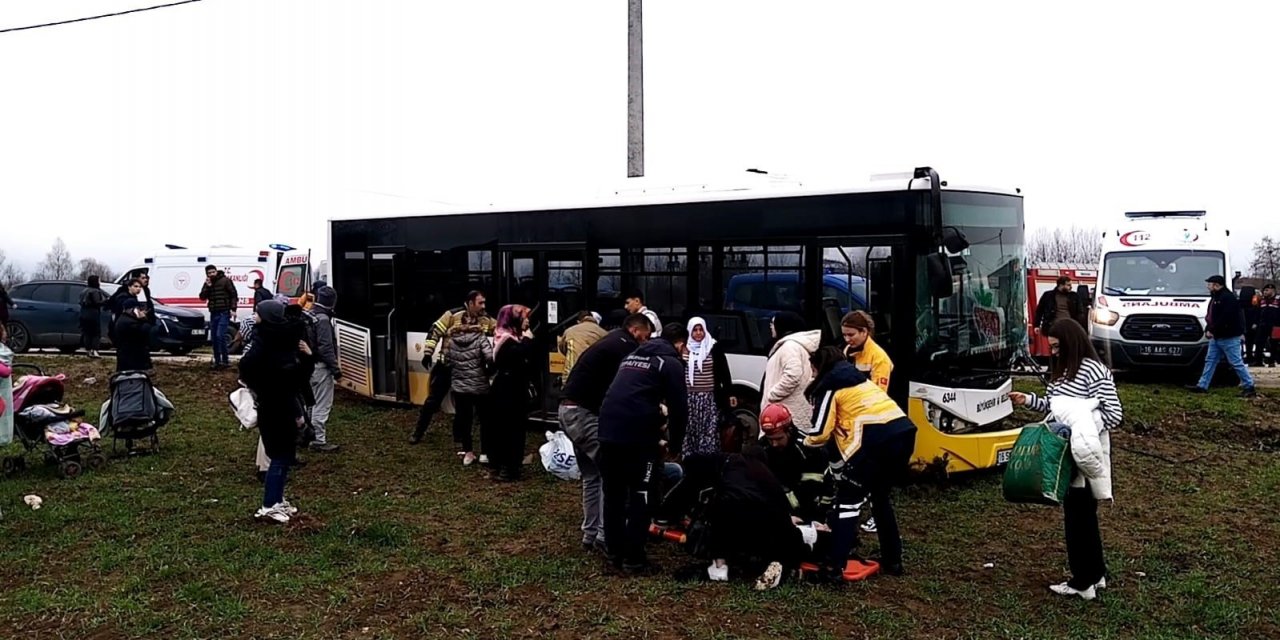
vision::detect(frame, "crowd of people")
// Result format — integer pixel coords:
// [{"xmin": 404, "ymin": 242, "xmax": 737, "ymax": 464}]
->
[{"xmin": 30, "ymin": 268, "xmax": 1278, "ymax": 596}]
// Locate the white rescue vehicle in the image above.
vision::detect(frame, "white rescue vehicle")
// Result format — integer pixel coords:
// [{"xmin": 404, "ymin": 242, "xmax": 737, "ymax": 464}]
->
[
  {"xmin": 1091, "ymin": 211, "xmax": 1231, "ymax": 371},
  {"xmin": 120, "ymin": 244, "xmax": 313, "ymax": 323}
]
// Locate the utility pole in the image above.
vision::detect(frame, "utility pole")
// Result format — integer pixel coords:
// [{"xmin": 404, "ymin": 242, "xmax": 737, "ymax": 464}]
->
[{"xmin": 627, "ymin": 0, "xmax": 644, "ymax": 177}]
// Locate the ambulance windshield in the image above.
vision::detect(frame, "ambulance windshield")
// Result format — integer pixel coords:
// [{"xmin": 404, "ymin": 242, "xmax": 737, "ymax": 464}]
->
[{"xmin": 1102, "ymin": 250, "xmax": 1224, "ymax": 297}]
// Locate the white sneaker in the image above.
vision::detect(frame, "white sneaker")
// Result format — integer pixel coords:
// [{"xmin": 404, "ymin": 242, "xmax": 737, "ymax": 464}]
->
[
  {"xmin": 861, "ymin": 517, "xmax": 878, "ymax": 534},
  {"xmin": 462, "ymin": 452, "xmax": 477, "ymax": 466},
  {"xmin": 254, "ymin": 505, "xmax": 290, "ymax": 524},
  {"xmin": 1049, "ymin": 582, "xmax": 1097, "ymax": 601},
  {"xmin": 1096, "ymin": 577, "xmax": 1107, "ymax": 590},
  {"xmin": 277, "ymin": 500, "xmax": 299, "ymax": 516},
  {"xmin": 707, "ymin": 562, "xmax": 729, "ymax": 582},
  {"xmin": 478, "ymin": 454, "xmax": 489, "ymax": 465},
  {"xmin": 754, "ymin": 561, "xmax": 783, "ymax": 591}
]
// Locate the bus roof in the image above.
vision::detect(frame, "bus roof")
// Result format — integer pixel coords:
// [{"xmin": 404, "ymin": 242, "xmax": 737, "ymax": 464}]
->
[{"xmin": 329, "ymin": 174, "xmax": 1021, "ymax": 223}]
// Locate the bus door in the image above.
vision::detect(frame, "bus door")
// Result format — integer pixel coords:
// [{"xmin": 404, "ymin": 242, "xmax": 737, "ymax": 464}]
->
[
  {"xmin": 367, "ymin": 247, "xmax": 406, "ymax": 401},
  {"xmin": 502, "ymin": 248, "xmax": 587, "ymax": 422},
  {"xmin": 818, "ymin": 241, "xmax": 903, "ymax": 351}
]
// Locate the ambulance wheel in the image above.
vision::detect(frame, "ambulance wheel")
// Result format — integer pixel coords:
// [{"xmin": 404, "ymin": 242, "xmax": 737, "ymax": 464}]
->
[{"xmin": 60, "ymin": 460, "xmax": 83, "ymax": 479}]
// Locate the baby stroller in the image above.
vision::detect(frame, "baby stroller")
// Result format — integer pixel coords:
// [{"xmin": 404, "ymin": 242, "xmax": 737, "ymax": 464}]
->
[
  {"xmin": 4, "ymin": 364, "xmax": 107, "ymax": 479},
  {"xmin": 99, "ymin": 370, "xmax": 174, "ymax": 456}
]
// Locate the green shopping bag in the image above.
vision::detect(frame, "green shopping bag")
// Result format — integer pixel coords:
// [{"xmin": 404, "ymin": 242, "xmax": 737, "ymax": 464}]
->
[{"xmin": 1002, "ymin": 423, "xmax": 1074, "ymax": 506}]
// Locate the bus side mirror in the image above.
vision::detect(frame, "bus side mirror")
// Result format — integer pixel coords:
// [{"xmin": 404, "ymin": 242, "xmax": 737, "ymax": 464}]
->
[
  {"xmin": 927, "ymin": 253, "xmax": 954, "ymax": 299},
  {"xmin": 942, "ymin": 227, "xmax": 969, "ymax": 254}
]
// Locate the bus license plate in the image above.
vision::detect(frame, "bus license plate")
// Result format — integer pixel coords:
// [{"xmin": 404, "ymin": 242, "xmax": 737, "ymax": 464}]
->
[
  {"xmin": 996, "ymin": 448, "xmax": 1012, "ymax": 465},
  {"xmin": 1139, "ymin": 345, "xmax": 1182, "ymax": 356}
]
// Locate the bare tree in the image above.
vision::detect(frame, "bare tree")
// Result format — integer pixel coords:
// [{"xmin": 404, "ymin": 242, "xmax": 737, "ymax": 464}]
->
[
  {"xmin": 33, "ymin": 238, "xmax": 75, "ymax": 280},
  {"xmin": 0, "ymin": 249, "xmax": 26, "ymax": 289},
  {"xmin": 76, "ymin": 258, "xmax": 118, "ymax": 283},
  {"xmin": 1249, "ymin": 236, "xmax": 1280, "ymax": 283},
  {"xmin": 1026, "ymin": 226, "xmax": 1102, "ymax": 265}
]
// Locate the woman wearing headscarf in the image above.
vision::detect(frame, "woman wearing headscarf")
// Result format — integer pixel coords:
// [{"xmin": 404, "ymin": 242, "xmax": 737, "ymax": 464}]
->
[
  {"xmin": 760, "ymin": 312, "xmax": 822, "ymax": 435},
  {"xmin": 682, "ymin": 317, "xmax": 731, "ymax": 456},
  {"xmin": 240, "ymin": 299, "xmax": 314, "ymax": 524},
  {"xmin": 489, "ymin": 304, "xmax": 535, "ymax": 481},
  {"xmin": 114, "ymin": 279, "xmax": 153, "ymax": 373},
  {"xmin": 79, "ymin": 276, "xmax": 110, "ymax": 358}
]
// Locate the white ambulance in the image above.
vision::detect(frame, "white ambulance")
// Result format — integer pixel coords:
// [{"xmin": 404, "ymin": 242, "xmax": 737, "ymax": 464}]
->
[
  {"xmin": 1091, "ymin": 211, "xmax": 1231, "ymax": 371},
  {"xmin": 120, "ymin": 244, "xmax": 313, "ymax": 323}
]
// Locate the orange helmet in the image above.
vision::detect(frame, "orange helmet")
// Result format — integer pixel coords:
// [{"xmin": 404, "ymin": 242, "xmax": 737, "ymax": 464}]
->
[{"xmin": 759, "ymin": 404, "xmax": 793, "ymax": 436}]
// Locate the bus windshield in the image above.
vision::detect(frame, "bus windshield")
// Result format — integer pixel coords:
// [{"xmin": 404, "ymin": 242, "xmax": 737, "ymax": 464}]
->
[
  {"xmin": 919, "ymin": 193, "xmax": 1026, "ymax": 370},
  {"xmin": 1102, "ymin": 250, "xmax": 1224, "ymax": 297}
]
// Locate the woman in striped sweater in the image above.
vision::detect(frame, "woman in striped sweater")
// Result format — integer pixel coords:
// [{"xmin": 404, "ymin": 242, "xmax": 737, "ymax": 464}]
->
[{"xmin": 1009, "ymin": 318, "xmax": 1123, "ymax": 601}]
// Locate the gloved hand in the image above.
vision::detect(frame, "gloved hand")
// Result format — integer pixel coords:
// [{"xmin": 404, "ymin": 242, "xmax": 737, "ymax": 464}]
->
[
  {"xmin": 798, "ymin": 524, "xmax": 819, "ymax": 550},
  {"xmin": 707, "ymin": 561, "xmax": 729, "ymax": 582}
]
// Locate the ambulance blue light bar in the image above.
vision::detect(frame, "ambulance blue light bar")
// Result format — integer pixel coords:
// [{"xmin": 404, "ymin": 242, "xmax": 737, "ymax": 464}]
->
[
  {"xmin": 1123, "ymin": 211, "xmax": 1205, "ymax": 219},
  {"xmin": 269, "ymin": 244, "xmax": 295, "ymax": 251}
]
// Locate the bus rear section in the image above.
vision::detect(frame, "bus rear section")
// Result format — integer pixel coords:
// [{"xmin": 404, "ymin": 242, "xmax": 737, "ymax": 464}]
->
[{"xmin": 1091, "ymin": 211, "xmax": 1228, "ymax": 372}]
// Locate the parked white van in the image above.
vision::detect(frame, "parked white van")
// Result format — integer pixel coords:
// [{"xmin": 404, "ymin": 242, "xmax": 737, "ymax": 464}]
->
[
  {"xmin": 120, "ymin": 244, "xmax": 313, "ymax": 323},
  {"xmin": 1091, "ymin": 211, "xmax": 1231, "ymax": 371}
]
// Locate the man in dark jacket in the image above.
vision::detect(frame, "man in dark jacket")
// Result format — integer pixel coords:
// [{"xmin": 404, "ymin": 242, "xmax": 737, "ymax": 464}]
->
[
  {"xmin": 759, "ymin": 404, "xmax": 832, "ymax": 524},
  {"xmin": 252, "ymin": 279, "xmax": 274, "ymax": 306},
  {"xmin": 560, "ymin": 313, "xmax": 654, "ymax": 552},
  {"xmin": 1192, "ymin": 276, "xmax": 1255, "ymax": 397},
  {"xmin": 410, "ymin": 291, "xmax": 493, "ymax": 444},
  {"xmin": 200, "ymin": 265, "xmax": 239, "ymax": 370},
  {"xmin": 106, "ymin": 270, "xmax": 156, "ymax": 344},
  {"xmin": 307, "ymin": 286, "xmax": 342, "ymax": 452},
  {"xmin": 1034, "ymin": 276, "xmax": 1086, "ymax": 333},
  {"xmin": 1258, "ymin": 284, "xmax": 1279, "ymax": 367},
  {"xmin": 598, "ymin": 322, "xmax": 689, "ymax": 574}
]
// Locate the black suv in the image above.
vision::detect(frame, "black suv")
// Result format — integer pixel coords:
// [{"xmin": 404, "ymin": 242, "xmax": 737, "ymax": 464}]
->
[{"xmin": 3, "ymin": 280, "xmax": 208, "ymax": 355}]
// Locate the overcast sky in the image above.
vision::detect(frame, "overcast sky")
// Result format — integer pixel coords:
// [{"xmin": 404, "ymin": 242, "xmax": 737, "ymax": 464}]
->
[{"xmin": 1, "ymin": 0, "xmax": 1276, "ymax": 275}]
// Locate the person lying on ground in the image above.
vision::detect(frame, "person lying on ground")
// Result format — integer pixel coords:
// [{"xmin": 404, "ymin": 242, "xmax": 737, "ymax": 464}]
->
[{"xmin": 659, "ymin": 448, "xmax": 824, "ymax": 590}]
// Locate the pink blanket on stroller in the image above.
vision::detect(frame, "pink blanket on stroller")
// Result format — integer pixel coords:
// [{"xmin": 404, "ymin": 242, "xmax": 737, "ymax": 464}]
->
[{"xmin": 46, "ymin": 422, "xmax": 100, "ymax": 447}]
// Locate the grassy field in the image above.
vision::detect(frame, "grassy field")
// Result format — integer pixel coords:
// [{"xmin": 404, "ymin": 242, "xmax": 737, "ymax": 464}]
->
[{"xmin": 1, "ymin": 357, "xmax": 1277, "ymax": 639}]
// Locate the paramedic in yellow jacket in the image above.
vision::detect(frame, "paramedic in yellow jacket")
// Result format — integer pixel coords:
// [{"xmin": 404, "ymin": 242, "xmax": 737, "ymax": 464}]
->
[
  {"xmin": 804, "ymin": 346, "xmax": 915, "ymax": 582},
  {"xmin": 410, "ymin": 291, "xmax": 495, "ymax": 444},
  {"xmin": 840, "ymin": 310, "xmax": 892, "ymax": 392}
]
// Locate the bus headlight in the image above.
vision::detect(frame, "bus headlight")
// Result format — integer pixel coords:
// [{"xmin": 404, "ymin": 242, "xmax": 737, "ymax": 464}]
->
[{"xmin": 1092, "ymin": 308, "xmax": 1120, "ymax": 326}]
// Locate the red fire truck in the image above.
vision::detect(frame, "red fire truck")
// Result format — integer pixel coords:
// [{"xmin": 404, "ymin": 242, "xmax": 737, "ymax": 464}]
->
[{"xmin": 1026, "ymin": 263, "xmax": 1097, "ymax": 359}]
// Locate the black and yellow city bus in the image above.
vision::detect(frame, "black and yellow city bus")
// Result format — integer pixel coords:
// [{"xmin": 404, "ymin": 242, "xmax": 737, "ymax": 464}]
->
[{"xmin": 328, "ymin": 168, "xmax": 1029, "ymax": 473}]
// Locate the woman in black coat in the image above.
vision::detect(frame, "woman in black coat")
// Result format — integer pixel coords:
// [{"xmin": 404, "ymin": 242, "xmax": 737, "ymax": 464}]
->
[
  {"xmin": 113, "ymin": 280, "xmax": 153, "ymax": 373},
  {"xmin": 489, "ymin": 304, "xmax": 536, "ymax": 481},
  {"xmin": 79, "ymin": 276, "xmax": 109, "ymax": 358},
  {"xmin": 239, "ymin": 299, "xmax": 314, "ymax": 524}
]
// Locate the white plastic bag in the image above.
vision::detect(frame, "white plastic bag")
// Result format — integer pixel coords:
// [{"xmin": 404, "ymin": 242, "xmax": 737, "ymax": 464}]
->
[
  {"xmin": 229, "ymin": 387, "xmax": 258, "ymax": 430},
  {"xmin": 539, "ymin": 430, "xmax": 580, "ymax": 481}
]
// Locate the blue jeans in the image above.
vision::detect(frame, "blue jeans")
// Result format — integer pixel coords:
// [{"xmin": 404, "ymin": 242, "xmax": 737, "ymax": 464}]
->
[
  {"xmin": 210, "ymin": 311, "xmax": 231, "ymax": 365},
  {"xmin": 263, "ymin": 458, "xmax": 289, "ymax": 508},
  {"xmin": 1198, "ymin": 336, "xmax": 1255, "ymax": 390}
]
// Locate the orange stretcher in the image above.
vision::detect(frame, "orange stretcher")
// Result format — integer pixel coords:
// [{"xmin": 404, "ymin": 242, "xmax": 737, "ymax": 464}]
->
[
  {"xmin": 651, "ymin": 521, "xmax": 881, "ymax": 582},
  {"xmin": 798, "ymin": 559, "xmax": 881, "ymax": 582}
]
